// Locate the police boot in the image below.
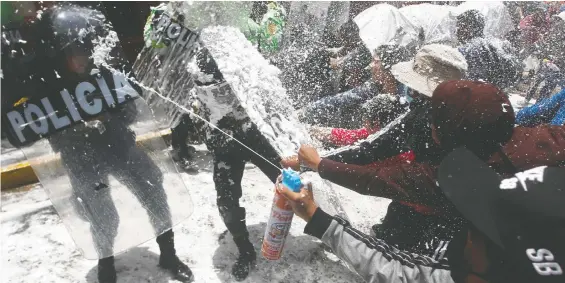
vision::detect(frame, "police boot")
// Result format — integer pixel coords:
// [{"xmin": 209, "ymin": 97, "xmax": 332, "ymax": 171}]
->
[
  {"xmin": 231, "ymin": 236, "xmax": 257, "ymax": 281},
  {"xmin": 97, "ymin": 256, "xmax": 117, "ymax": 283},
  {"xmin": 183, "ymin": 145, "xmax": 199, "ymax": 171},
  {"xmin": 172, "ymin": 145, "xmax": 199, "ymax": 171},
  {"xmin": 156, "ymin": 229, "xmax": 194, "ymax": 282},
  {"xmin": 220, "ymin": 206, "xmax": 256, "ymax": 281}
]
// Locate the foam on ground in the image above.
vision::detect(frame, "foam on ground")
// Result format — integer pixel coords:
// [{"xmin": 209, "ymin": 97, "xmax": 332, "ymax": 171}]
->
[{"xmin": 2, "ymin": 146, "xmax": 387, "ymax": 283}]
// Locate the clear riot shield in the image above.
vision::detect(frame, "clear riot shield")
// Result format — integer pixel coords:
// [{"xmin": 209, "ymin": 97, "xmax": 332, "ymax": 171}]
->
[
  {"xmin": 19, "ymin": 97, "xmax": 193, "ymax": 260},
  {"xmin": 400, "ymin": 1, "xmax": 515, "ymax": 47},
  {"xmin": 134, "ymin": 6, "xmax": 348, "ymax": 220},
  {"xmin": 400, "ymin": 3, "xmax": 458, "ymax": 46},
  {"xmin": 354, "ymin": 3, "xmax": 423, "ymax": 56},
  {"xmin": 1, "ymin": 4, "xmax": 192, "ymax": 260}
]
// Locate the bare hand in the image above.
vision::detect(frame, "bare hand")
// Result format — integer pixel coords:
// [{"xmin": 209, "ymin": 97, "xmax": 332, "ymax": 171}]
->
[
  {"xmin": 298, "ymin": 144, "xmax": 322, "ymax": 172},
  {"xmin": 280, "ymin": 155, "xmax": 300, "ymax": 171},
  {"xmin": 277, "ymin": 181, "xmax": 318, "ymax": 222}
]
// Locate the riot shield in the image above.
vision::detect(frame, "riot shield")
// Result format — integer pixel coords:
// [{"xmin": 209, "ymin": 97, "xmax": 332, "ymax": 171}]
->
[
  {"xmin": 397, "ymin": 2, "xmax": 514, "ymax": 47},
  {"xmin": 1, "ymin": 3, "xmax": 193, "ymax": 259},
  {"xmin": 354, "ymin": 3, "xmax": 422, "ymax": 55},
  {"xmin": 282, "ymin": 1, "xmax": 332, "ymax": 48},
  {"xmin": 133, "ymin": 5, "xmax": 348, "ymax": 220},
  {"xmin": 455, "ymin": 1, "xmax": 514, "ymax": 40},
  {"xmin": 400, "ymin": 3, "xmax": 457, "ymax": 46}
]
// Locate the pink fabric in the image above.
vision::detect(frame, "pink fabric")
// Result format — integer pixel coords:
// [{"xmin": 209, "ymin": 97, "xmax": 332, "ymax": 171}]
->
[{"xmin": 330, "ymin": 128, "xmax": 373, "ymax": 146}]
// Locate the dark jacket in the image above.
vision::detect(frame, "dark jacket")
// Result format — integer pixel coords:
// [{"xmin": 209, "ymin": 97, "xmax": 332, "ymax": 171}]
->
[
  {"xmin": 317, "ymin": 125, "xmax": 565, "ymax": 209},
  {"xmin": 458, "ymin": 37, "xmax": 521, "ymax": 89}
]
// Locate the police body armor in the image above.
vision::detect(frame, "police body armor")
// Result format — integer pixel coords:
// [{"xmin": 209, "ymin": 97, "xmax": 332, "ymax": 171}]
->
[{"xmin": 1, "ymin": 3, "xmax": 193, "ymax": 259}]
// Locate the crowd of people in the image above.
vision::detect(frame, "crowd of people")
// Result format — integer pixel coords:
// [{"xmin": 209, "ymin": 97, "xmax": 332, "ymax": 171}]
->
[
  {"xmin": 1, "ymin": 1, "xmax": 564, "ymax": 283},
  {"xmin": 277, "ymin": 2, "xmax": 565, "ymax": 283},
  {"xmin": 162, "ymin": 1, "xmax": 565, "ymax": 283}
]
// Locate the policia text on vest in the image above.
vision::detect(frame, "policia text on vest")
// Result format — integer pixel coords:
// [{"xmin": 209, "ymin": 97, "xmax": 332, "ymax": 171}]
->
[{"xmin": 3, "ymin": 70, "xmax": 140, "ymax": 147}]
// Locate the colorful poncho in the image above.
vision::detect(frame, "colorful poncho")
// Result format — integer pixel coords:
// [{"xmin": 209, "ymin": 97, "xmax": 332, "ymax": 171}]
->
[{"xmin": 244, "ymin": 2, "xmax": 286, "ymax": 54}]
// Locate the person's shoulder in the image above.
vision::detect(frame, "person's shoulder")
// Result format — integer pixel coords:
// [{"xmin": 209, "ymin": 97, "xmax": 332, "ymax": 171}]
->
[
  {"xmin": 502, "ymin": 125, "xmax": 565, "ymax": 161},
  {"xmin": 513, "ymin": 124, "xmax": 565, "ymax": 136},
  {"xmin": 487, "ymin": 125, "xmax": 565, "ymax": 175},
  {"xmin": 504, "ymin": 125, "xmax": 565, "ymax": 145}
]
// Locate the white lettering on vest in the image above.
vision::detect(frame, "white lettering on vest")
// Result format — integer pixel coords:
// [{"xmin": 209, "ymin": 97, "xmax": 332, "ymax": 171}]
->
[
  {"xmin": 23, "ymin": 103, "xmax": 49, "ymax": 135},
  {"xmin": 95, "ymin": 75, "xmax": 116, "ymax": 106},
  {"xmin": 528, "ymin": 248, "xmax": 555, "ymax": 262},
  {"xmin": 533, "ymin": 263, "xmax": 563, "ymax": 275},
  {"xmin": 6, "ymin": 111, "xmax": 27, "ymax": 142},
  {"xmin": 113, "ymin": 72, "xmax": 139, "ymax": 103},
  {"xmin": 500, "ymin": 166, "xmax": 546, "ymax": 191},
  {"xmin": 60, "ymin": 89, "xmax": 83, "ymax": 122},
  {"xmin": 527, "ymin": 248, "xmax": 563, "ymax": 276},
  {"xmin": 41, "ymin": 97, "xmax": 70, "ymax": 129},
  {"xmin": 75, "ymin": 81, "xmax": 102, "ymax": 115}
]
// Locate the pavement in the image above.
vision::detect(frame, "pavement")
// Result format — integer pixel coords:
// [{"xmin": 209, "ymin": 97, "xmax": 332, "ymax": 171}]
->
[{"xmin": 1, "ymin": 126, "xmax": 172, "ymax": 191}]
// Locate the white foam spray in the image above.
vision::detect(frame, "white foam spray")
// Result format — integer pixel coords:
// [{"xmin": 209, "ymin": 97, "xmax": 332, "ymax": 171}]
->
[{"xmin": 99, "ymin": 62, "xmax": 282, "ymax": 171}]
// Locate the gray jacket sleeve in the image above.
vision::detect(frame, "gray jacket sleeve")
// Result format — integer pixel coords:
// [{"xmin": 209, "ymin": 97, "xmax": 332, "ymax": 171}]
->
[{"xmin": 304, "ymin": 208, "xmax": 454, "ymax": 283}]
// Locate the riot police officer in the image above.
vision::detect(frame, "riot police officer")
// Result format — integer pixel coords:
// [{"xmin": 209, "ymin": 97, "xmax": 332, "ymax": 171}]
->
[{"xmin": 1, "ymin": 3, "xmax": 192, "ymax": 283}]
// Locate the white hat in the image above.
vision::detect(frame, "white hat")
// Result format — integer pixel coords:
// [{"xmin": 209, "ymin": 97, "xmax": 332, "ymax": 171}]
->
[
  {"xmin": 391, "ymin": 44, "xmax": 468, "ymax": 97},
  {"xmin": 557, "ymin": 11, "xmax": 565, "ymax": 22}
]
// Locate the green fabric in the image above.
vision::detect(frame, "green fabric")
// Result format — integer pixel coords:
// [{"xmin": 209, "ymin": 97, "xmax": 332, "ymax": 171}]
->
[
  {"xmin": 245, "ymin": 2, "xmax": 286, "ymax": 53},
  {"xmin": 143, "ymin": 4, "xmax": 168, "ymax": 49},
  {"xmin": 244, "ymin": 18, "xmax": 261, "ymax": 45},
  {"xmin": 143, "ymin": 2, "xmax": 286, "ymax": 53}
]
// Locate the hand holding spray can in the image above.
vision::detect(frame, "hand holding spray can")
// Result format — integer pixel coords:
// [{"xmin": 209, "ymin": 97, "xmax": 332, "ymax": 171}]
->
[{"xmin": 261, "ymin": 168, "xmax": 302, "ymax": 260}]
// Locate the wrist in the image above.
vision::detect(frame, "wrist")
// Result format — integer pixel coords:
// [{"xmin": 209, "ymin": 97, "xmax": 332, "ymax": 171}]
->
[
  {"xmin": 304, "ymin": 207, "xmax": 333, "ymax": 239},
  {"xmin": 312, "ymin": 158, "xmax": 322, "ymax": 171},
  {"xmin": 305, "ymin": 204, "xmax": 319, "ymax": 222}
]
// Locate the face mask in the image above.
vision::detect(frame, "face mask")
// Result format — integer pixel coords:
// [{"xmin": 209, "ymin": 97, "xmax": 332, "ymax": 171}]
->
[{"xmin": 400, "ymin": 85, "xmax": 416, "ymax": 104}]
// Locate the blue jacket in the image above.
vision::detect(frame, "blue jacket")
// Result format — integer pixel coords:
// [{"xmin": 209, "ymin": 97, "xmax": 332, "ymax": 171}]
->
[{"xmin": 516, "ymin": 89, "xmax": 565, "ymax": 126}]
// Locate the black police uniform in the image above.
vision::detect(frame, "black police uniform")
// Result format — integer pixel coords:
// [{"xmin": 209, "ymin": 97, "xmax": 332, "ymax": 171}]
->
[{"xmin": 1, "ymin": 4, "xmax": 192, "ymax": 283}]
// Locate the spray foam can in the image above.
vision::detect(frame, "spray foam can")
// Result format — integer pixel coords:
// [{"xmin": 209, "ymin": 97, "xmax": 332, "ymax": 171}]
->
[{"xmin": 261, "ymin": 168, "xmax": 302, "ymax": 260}]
